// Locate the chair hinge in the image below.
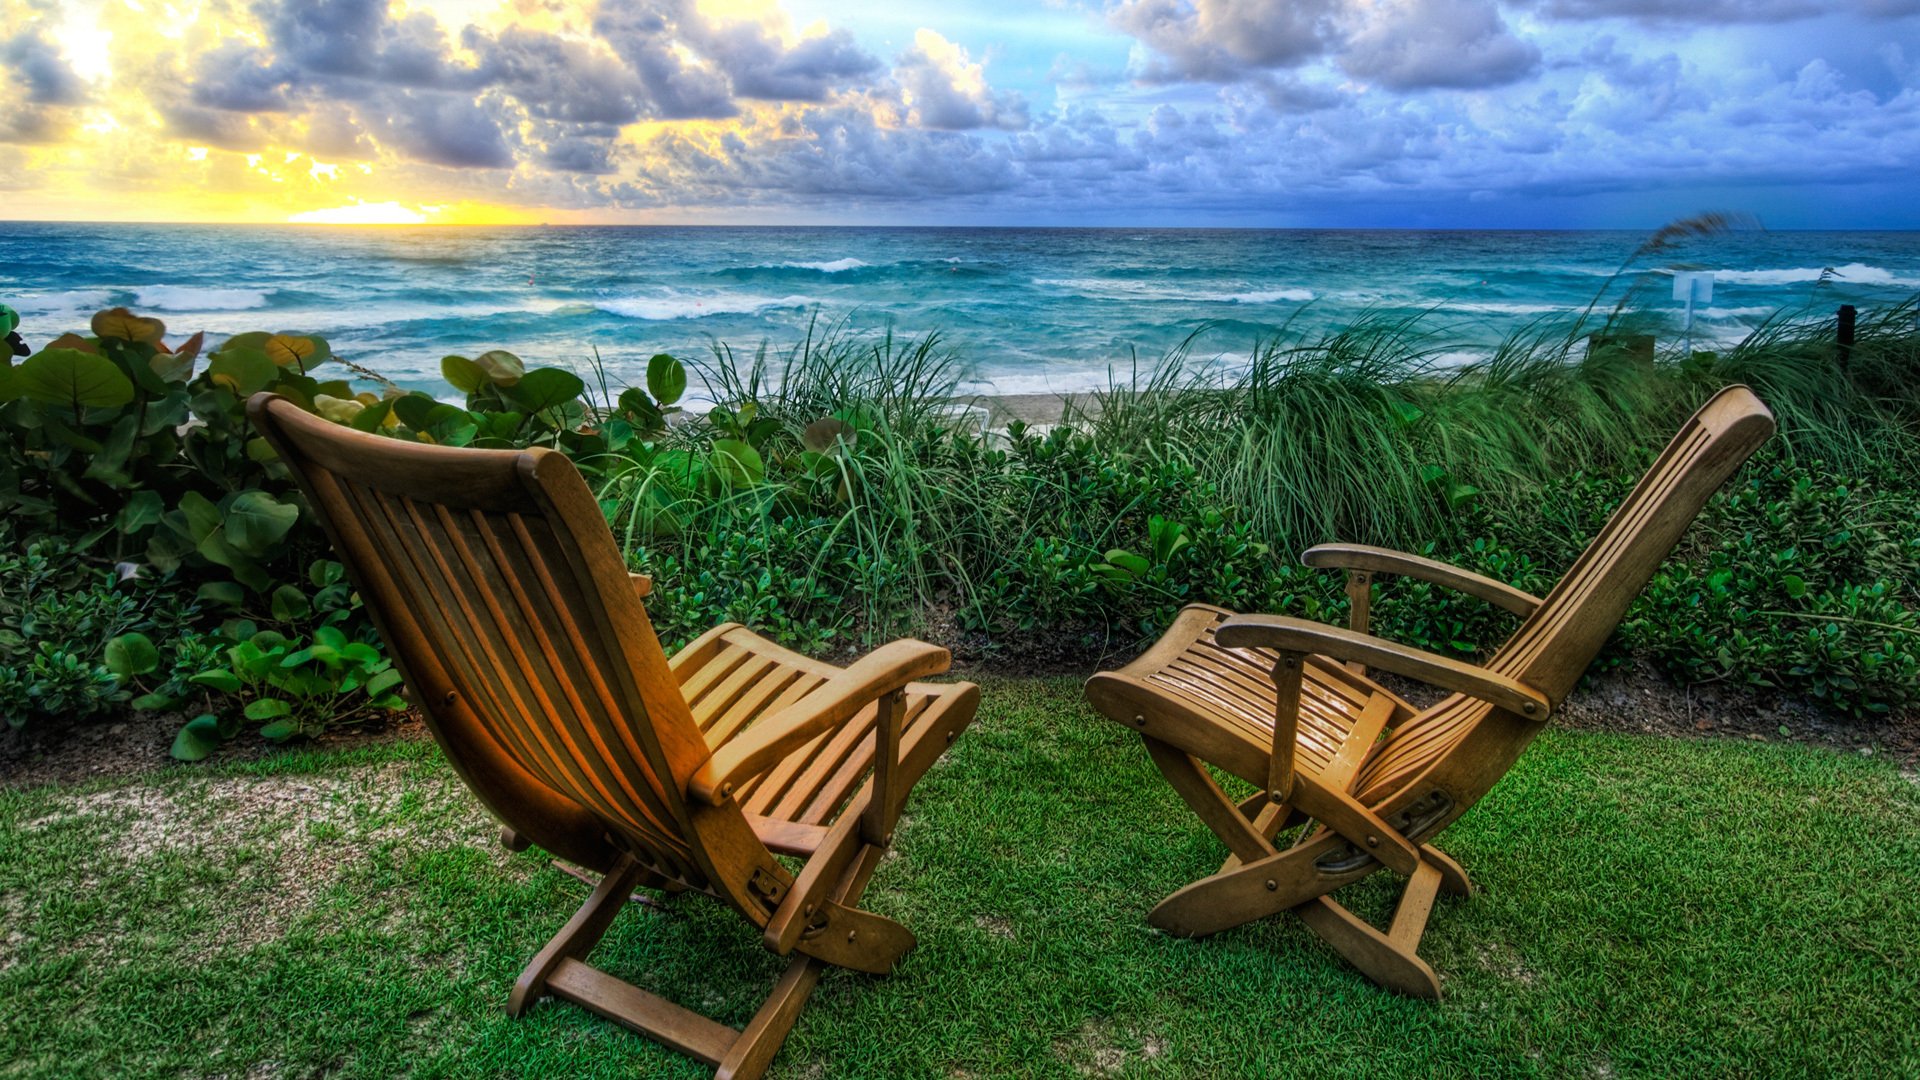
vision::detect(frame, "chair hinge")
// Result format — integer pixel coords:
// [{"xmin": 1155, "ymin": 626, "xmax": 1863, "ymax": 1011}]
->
[
  {"xmin": 799, "ymin": 906, "xmax": 832, "ymax": 939},
  {"xmin": 748, "ymin": 867, "xmax": 788, "ymax": 909}
]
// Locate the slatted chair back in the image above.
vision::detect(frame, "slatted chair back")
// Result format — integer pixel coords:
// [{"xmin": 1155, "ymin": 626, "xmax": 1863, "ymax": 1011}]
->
[
  {"xmin": 1353, "ymin": 385, "xmax": 1774, "ymax": 806},
  {"xmin": 249, "ymin": 393, "xmax": 712, "ymax": 885}
]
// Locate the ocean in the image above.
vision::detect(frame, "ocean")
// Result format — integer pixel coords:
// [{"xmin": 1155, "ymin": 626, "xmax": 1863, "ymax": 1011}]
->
[{"xmin": 3, "ymin": 223, "xmax": 1916, "ymax": 400}]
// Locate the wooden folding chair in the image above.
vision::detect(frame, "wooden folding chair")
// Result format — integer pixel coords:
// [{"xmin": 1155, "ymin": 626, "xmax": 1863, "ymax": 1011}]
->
[
  {"xmin": 1086, "ymin": 385, "xmax": 1773, "ymax": 998},
  {"xmin": 250, "ymin": 393, "xmax": 979, "ymax": 1079}
]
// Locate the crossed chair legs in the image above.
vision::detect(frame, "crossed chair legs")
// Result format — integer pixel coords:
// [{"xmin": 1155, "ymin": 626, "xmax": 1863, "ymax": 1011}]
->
[
  {"xmin": 498, "ymin": 796, "xmax": 911, "ymax": 1080},
  {"xmin": 1137, "ymin": 737, "xmax": 1472, "ymax": 999}
]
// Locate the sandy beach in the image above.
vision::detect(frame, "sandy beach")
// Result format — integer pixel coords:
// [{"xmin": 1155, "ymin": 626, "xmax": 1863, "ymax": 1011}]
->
[{"xmin": 959, "ymin": 391, "xmax": 1104, "ymax": 427}]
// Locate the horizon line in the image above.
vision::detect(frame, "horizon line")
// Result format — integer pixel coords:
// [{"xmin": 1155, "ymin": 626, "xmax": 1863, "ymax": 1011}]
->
[{"xmin": 4, "ymin": 218, "xmax": 1916, "ymax": 234}]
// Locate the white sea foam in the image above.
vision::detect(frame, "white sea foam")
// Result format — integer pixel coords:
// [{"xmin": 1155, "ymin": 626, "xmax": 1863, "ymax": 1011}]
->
[
  {"xmin": 1702, "ymin": 262, "xmax": 1919, "ymax": 288},
  {"xmin": 133, "ymin": 285, "xmax": 273, "ymax": 312},
  {"xmin": 775, "ymin": 258, "xmax": 869, "ymax": 273},
  {"xmin": 1445, "ymin": 301, "xmax": 1567, "ymax": 316},
  {"xmin": 1035, "ymin": 278, "xmax": 1313, "ymax": 304},
  {"xmin": 9, "ymin": 288, "xmax": 117, "ymax": 320},
  {"xmin": 1206, "ymin": 288, "xmax": 1315, "ymax": 304},
  {"xmin": 597, "ymin": 293, "xmax": 815, "ymax": 320},
  {"xmin": 168, "ymin": 296, "xmax": 579, "ymax": 335}
]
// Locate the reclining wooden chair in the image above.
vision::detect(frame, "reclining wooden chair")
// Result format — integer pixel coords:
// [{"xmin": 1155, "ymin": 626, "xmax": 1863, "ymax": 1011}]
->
[
  {"xmin": 250, "ymin": 393, "xmax": 980, "ymax": 1080},
  {"xmin": 1086, "ymin": 385, "xmax": 1772, "ymax": 998}
]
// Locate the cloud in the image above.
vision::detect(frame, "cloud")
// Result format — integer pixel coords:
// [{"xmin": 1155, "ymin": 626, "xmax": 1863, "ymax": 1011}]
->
[
  {"xmin": 468, "ymin": 26, "xmax": 648, "ymax": 125},
  {"xmin": 1340, "ymin": 0, "xmax": 1540, "ymax": 90},
  {"xmin": 896, "ymin": 29, "xmax": 1029, "ymax": 130},
  {"xmin": 1519, "ymin": 0, "xmax": 1918, "ymax": 22},
  {"xmin": 2, "ymin": 23, "xmax": 88, "ymax": 106},
  {"xmin": 1110, "ymin": 0, "xmax": 1339, "ymax": 82},
  {"xmin": 0, "ymin": 20, "xmax": 89, "ymax": 145},
  {"xmin": 383, "ymin": 92, "xmax": 515, "ymax": 169},
  {"xmin": 13, "ymin": 0, "xmax": 1920, "ymax": 225},
  {"xmin": 254, "ymin": 0, "xmax": 481, "ymax": 90},
  {"xmin": 187, "ymin": 42, "xmax": 294, "ymax": 113},
  {"xmin": 701, "ymin": 22, "xmax": 880, "ymax": 101}
]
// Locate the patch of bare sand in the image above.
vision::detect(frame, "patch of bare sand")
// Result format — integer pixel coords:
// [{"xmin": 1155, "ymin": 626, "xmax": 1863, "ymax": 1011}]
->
[
  {"xmin": 1053, "ymin": 1019, "xmax": 1168, "ymax": 1078},
  {"xmin": 14, "ymin": 762, "xmax": 510, "ymax": 961}
]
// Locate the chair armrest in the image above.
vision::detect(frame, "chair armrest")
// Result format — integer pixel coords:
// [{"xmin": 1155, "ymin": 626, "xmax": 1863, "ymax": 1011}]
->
[
  {"xmin": 629, "ymin": 572, "xmax": 653, "ymax": 598},
  {"xmin": 1216, "ymin": 614, "xmax": 1551, "ymax": 720},
  {"xmin": 688, "ymin": 639, "xmax": 951, "ymax": 805},
  {"xmin": 1302, "ymin": 543, "xmax": 1541, "ymax": 617}
]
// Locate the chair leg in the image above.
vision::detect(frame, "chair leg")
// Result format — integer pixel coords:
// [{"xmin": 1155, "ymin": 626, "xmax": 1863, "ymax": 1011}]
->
[
  {"xmin": 510, "ymin": 854, "xmax": 649, "ymax": 1015},
  {"xmin": 1296, "ymin": 894, "xmax": 1442, "ymax": 999},
  {"xmin": 1297, "ymin": 853, "xmax": 1454, "ymax": 999},
  {"xmin": 1142, "ymin": 737, "xmax": 1279, "ymax": 865},
  {"xmin": 1422, "ymin": 844, "xmax": 1473, "ymax": 896},
  {"xmin": 716, "ymin": 955, "xmax": 825, "ymax": 1080},
  {"xmin": 508, "ymin": 826, "xmax": 902, "ymax": 1080}
]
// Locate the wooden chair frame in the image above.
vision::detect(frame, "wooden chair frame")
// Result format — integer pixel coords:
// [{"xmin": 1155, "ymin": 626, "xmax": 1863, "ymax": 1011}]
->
[
  {"xmin": 1087, "ymin": 386, "xmax": 1774, "ymax": 998},
  {"xmin": 250, "ymin": 394, "xmax": 979, "ymax": 1079}
]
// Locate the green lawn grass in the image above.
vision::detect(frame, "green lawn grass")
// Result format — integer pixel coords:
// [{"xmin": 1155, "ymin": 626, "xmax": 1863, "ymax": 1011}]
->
[{"xmin": 3, "ymin": 677, "xmax": 1916, "ymax": 1078}]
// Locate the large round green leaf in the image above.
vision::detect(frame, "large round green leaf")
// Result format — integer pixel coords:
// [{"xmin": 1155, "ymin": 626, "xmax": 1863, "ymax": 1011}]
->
[
  {"xmin": 474, "ymin": 350, "xmax": 525, "ymax": 386},
  {"xmin": 91, "ymin": 307, "xmax": 166, "ymax": 344},
  {"xmin": 441, "ymin": 354, "xmax": 486, "ymax": 393},
  {"xmin": 105, "ymin": 632, "xmax": 161, "ymax": 678},
  {"xmin": 10, "ymin": 348, "xmax": 135, "ymax": 409},
  {"xmin": 504, "ymin": 367, "xmax": 586, "ymax": 413},
  {"xmin": 264, "ymin": 334, "xmax": 331, "ymax": 369},
  {"xmin": 647, "ymin": 353, "xmax": 687, "ymax": 406},
  {"xmin": 208, "ymin": 349, "xmax": 278, "ymax": 396},
  {"xmin": 171, "ymin": 714, "xmax": 225, "ymax": 761},
  {"xmin": 223, "ymin": 490, "xmax": 301, "ymax": 555},
  {"xmin": 711, "ymin": 438, "xmax": 765, "ymax": 488}
]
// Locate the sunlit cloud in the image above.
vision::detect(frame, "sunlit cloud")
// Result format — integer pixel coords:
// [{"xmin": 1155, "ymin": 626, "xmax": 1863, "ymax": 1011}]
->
[{"xmin": 0, "ymin": 0, "xmax": 1915, "ymax": 226}]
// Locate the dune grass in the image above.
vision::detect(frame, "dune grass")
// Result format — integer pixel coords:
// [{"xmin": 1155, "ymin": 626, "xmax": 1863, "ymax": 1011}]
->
[{"xmin": 3, "ymin": 677, "xmax": 1916, "ymax": 1078}]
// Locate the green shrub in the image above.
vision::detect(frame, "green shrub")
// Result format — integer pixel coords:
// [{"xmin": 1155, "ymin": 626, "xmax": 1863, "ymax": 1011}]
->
[{"xmin": 5, "ymin": 290, "xmax": 1918, "ymax": 742}]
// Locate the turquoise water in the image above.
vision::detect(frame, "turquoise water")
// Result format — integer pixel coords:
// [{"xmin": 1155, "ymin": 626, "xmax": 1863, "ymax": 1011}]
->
[{"xmin": 3, "ymin": 224, "xmax": 1916, "ymax": 398}]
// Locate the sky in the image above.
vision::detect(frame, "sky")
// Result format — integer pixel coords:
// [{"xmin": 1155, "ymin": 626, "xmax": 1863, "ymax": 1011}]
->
[{"xmin": 0, "ymin": 0, "xmax": 1916, "ymax": 227}]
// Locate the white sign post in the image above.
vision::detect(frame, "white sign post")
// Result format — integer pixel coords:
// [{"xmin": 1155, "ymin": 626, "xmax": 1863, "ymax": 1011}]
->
[{"xmin": 1673, "ymin": 271, "xmax": 1714, "ymax": 358}]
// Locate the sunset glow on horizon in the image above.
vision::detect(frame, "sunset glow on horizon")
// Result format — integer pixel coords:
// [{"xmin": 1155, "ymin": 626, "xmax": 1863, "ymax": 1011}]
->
[{"xmin": 3, "ymin": 0, "xmax": 1917, "ymax": 229}]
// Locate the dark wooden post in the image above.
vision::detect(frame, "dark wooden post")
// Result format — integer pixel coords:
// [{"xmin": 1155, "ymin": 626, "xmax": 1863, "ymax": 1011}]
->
[{"xmin": 1837, "ymin": 304, "xmax": 1856, "ymax": 369}]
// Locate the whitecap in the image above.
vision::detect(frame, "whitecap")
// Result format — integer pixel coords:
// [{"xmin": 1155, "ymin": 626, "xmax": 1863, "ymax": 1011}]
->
[
  {"xmin": 1036, "ymin": 278, "xmax": 1313, "ymax": 304},
  {"xmin": 597, "ymin": 293, "xmax": 814, "ymax": 320},
  {"xmin": 1445, "ymin": 301, "xmax": 1570, "ymax": 316},
  {"xmin": 1704, "ymin": 262, "xmax": 1919, "ymax": 288},
  {"xmin": 777, "ymin": 258, "xmax": 869, "ymax": 273},
  {"xmin": 133, "ymin": 285, "xmax": 273, "ymax": 312},
  {"xmin": 1204, "ymin": 288, "xmax": 1315, "ymax": 304},
  {"xmin": 7, "ymin": 288, "xmax": 117, "ymax": 320}
]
